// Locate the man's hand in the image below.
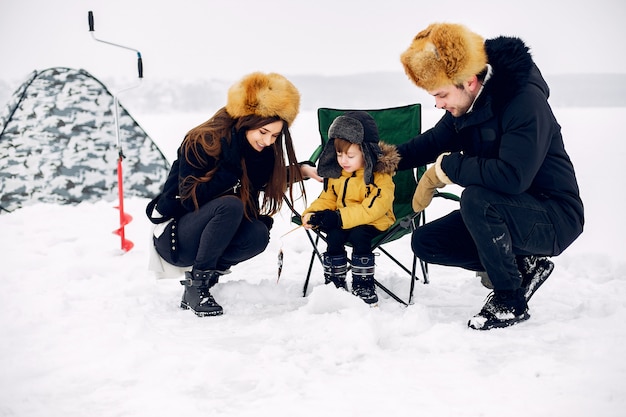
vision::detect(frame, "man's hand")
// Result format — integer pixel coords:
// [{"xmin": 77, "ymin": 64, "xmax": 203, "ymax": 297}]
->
[{"xmin": 412, "ymin": 165, "xmax": 446, "ymax": 212}]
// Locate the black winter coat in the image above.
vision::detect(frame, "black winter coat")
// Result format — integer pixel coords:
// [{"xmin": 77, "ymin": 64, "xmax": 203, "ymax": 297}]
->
[
  {"xmin": 152, "ymin": 129, "xmax": 274, "ymax": 220},
  {"xmin": 396, "ymin": 36, "xmax": 584, "ymax": 254}
]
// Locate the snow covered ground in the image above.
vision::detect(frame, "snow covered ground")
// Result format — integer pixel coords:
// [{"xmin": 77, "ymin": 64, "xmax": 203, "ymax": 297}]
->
[{"xmin": 1, "ymin": 107, "xmax": 625, "ymax": 417}]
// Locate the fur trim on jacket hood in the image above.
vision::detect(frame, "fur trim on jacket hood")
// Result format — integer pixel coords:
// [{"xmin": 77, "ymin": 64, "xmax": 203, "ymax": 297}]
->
[
  {"xmin": 483, "ymin": 36, "xmax": 548, "ymax": 106},
  {"xmin": 374, "ymin": 142, "xmax": 401, "ymax": 175}
]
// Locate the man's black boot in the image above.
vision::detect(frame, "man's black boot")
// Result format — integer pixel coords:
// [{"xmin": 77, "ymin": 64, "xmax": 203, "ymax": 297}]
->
[
  {"xmin": 517, "ymin": 256, "xmax": 554, "ymax": 301},
  {"xmin": 468, "ymin": 288, "xmax": 529, "ymax": 330}
]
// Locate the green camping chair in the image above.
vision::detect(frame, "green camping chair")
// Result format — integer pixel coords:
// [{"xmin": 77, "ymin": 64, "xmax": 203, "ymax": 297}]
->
[{"xmin": 286, "ymin": 104, "xmax": 459, "ymax": 305}]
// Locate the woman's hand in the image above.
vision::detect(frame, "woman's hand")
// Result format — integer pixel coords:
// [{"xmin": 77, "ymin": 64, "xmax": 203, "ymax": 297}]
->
[{"xmin": 300, "ymin": 163, "xmax": 322, "ymax": 182}]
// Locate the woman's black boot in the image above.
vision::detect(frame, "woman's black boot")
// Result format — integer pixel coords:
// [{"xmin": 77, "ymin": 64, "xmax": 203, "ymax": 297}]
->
[{"xmin": 179, "ymin": 269, "xmax": 223, "ymax": 317}]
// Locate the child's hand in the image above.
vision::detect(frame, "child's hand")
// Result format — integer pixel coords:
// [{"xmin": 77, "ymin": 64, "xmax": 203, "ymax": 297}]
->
[{"xmin": 307, "ymin": 209, "xmax": 341, "ymax": 230}]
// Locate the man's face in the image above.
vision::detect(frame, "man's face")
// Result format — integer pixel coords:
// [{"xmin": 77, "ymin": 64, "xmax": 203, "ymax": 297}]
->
[{"xmin": 428, "ymin": 82, "xmax": 476, "ymax": 117}]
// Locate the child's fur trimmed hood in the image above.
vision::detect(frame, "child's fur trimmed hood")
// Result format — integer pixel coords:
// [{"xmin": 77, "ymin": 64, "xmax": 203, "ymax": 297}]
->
[{"xmin": 374, "ymin": 142, "xmax": 400, "ymax": 175}]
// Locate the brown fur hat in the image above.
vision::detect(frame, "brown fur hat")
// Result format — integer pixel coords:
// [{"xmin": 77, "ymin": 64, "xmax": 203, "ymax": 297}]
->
[
  {"xmin": 225, "ymin": 72, "xmax": 300, "ymax": 126},
  {"xmin": 400, "ymin": 23, "xmax": 487, "ymax": 91}
]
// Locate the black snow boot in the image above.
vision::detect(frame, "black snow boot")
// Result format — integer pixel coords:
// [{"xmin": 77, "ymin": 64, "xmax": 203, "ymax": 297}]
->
[
  {"xmin": 351, "ymin": 253, "xmax": 378, "ymax": 305},
  {"xmin": 322, "ymin": 252, "xmax": 348, "ymax": 290},
  {"xmin": 517, "ymin": 255, "xmax": 554, "ymax": 301},
  {"xmin": 468, "ymin": 288, "xmax": 529, "ymax": 330},
  {"xmin": 179, "ymin": 269, "xmax": 223, "ymax": 317}
]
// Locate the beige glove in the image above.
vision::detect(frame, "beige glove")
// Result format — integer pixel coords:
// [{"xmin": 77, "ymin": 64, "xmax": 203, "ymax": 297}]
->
[
  {"xmin": 435, "ymin": 152, "xmax": 453, "ymax": 185},
  {"xmin": 412, "ymin": 165, "xmax": 446, "ymax": 212}
]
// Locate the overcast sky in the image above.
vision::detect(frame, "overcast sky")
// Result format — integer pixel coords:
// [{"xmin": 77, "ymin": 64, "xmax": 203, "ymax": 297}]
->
[{"xmin": 1, "ymin": 0, "xmax": 625, "ymax": 85}]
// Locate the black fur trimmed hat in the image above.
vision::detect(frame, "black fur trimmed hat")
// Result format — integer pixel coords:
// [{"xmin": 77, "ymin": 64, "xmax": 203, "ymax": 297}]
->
[{"xmin": 317, "ymin": 111, "xmax": 382, "ymax": 184}]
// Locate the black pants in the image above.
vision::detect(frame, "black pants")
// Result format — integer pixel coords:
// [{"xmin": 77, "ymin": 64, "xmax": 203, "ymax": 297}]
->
[
  {"xmin": 412, "ymin": 186, "xmax": 557, "ymax": 291},
  {"xmin": 155, "ymin": 195, "xmax": 270, "ymax": 271},
  {"xmin": 326, "ymin": 225, "xmax": 381, "ymax": 256}
]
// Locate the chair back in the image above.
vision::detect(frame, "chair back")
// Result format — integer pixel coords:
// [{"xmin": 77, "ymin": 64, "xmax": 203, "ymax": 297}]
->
[{"xmin": 317, "ymin": 104, "xmax": 423, "ymax": 222}]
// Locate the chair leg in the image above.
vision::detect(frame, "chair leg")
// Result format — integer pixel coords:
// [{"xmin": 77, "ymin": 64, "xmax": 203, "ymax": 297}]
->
[
  {"xmin": 373, "ymin": 279, "xmax": 409, "ymax": 306},
  {"xmin": 409, "ymin": 254, "xmax": 417, "ymax": 305},
  {"xmin": 302, "ymin": 249, "xmax": 317, "ymax": 297},
  {"xmin": 420, "ymin": 260, "xmax": 430, "ymax": 285},
  {"xmin": 416, "ymin": 209, "xmax": 429, "ymax": 285},
  {"xmin": 302, "ymin": 233, "xmax": 321, "ymax": 297}
]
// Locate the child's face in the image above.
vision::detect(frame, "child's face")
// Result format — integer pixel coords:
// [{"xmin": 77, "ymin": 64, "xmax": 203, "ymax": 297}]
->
[{"xmin": 336, "ymin": 143, "xmax": 365, "ymax": 173}]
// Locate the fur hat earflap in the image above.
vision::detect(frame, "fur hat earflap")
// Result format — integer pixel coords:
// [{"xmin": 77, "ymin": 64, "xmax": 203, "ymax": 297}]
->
[
  {"xmin": 226, "ymin": 72, "xmax": 300, "ymax": 126},
  {"xmin": 317, "ymin": 111, "xmax": 383, "ymax": 185},
  {"xmin": 400, "ymin": 23, "xmax": 487, "ymax": 91}
]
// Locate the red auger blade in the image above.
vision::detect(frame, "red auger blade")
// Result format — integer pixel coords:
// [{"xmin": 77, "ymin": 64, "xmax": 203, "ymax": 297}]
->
[
  {"xmin": 113, "ymin": 157, "xmax": 133, "ymax": 252},
  {"xmin": 113, "ymin": 207, "xmax": 134, "ymax": 252},
  {"xmin": 114, "ymin": 209, "xmax": 133, "ymax": 227}
]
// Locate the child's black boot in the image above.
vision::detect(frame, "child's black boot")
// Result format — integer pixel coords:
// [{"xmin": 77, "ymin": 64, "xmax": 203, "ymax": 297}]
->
[
  {"xmin": 322, "ymin": 252, "xmax": 348, "ymax": 290},
  {"xmin": 351, "ymin": 253, "xmax": 378, "ymax": 305}
]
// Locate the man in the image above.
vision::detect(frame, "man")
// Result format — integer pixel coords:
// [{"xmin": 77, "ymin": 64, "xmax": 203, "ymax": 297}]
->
[{"xmin": 396, "ymin": 23, "xmax": 584, "ymax": 330}]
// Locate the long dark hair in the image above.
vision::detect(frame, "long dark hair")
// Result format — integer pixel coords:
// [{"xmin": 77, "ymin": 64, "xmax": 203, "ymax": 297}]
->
[{"xmin": 180, "ymin": 107, "xmax": 305, "ymax": 217}]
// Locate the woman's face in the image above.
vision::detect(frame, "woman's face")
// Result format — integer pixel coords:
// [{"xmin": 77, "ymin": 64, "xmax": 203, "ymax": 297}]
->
[{"xmin": 245, "ymin": 120, "xmax": 284, "ymax": 152}]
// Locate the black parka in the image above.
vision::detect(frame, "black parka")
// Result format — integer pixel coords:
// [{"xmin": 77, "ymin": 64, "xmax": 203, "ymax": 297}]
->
[
  {"xmin": 396, "ymin": 36, "xmax": 584, "ymax": 254},
  {"xmin": 152, "ymin": 128, "xmax": 273, "ymax": 220}
]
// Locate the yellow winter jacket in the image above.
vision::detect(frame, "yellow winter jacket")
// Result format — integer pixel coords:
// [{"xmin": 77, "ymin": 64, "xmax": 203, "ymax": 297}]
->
[{"xmin": 303, "ymin": 168, "xmax": 396, "ymax": 231}]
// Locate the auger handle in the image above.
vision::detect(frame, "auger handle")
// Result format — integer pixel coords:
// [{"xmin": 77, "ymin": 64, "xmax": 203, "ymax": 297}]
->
[{"xmin": 137, "ymin": 54, "xmax": 143, "ymax": 78}]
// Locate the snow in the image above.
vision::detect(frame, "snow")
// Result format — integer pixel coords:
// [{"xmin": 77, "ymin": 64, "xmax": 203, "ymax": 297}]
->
[{"xmin": 1, "ymin": 107, "xmax": 625, "ymax": 417}]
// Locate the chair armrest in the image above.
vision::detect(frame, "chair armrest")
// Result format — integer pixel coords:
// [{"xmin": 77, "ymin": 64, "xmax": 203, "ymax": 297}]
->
[
  {"xmin": 308, "ymin": 145, "xmax": 324, "ymax": 164},
  {"xmin": 434, "ymin": 190, "xmax": 461, "ymax": 202}
]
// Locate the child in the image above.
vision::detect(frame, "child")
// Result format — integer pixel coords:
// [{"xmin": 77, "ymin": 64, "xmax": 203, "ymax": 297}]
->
[{"xmin": 302, "ymin": 111, "xmax": 399, "ymax": 305}]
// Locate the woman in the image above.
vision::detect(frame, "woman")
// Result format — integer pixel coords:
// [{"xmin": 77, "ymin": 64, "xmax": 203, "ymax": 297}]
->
[{"xmin": 147, "ymin": 72, "xmax": 316, "ymax": 317}]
